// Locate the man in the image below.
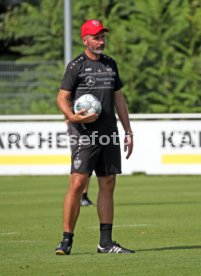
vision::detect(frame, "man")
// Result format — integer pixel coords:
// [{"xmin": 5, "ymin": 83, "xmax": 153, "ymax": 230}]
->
[
  {"xmin": 55, "ymin": 19, "xmax": 134, "ymax": 255},
  {"xmin": 65, "ymin": 118, "xmax": 93, "ymax": 207},
  {"xmin": 81, "ymin": 181, "xmax": 93, "ymax": 206}
]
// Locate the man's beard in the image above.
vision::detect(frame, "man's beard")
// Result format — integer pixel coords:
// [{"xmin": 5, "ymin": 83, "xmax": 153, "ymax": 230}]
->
[{"xmin": 89, "ymin": 46, "xmax": 104, "ymax": 55}]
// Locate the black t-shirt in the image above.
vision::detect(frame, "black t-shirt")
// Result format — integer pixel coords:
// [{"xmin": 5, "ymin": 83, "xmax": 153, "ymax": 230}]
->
[{"xmin": 60, "ymin": 52, "xmax": 123, "ymax": 135}]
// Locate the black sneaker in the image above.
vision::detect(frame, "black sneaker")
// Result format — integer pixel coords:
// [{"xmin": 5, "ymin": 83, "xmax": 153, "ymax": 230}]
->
[
  {"xmin": 81, "ymin": 195, "xmax": 93, "ymax": 207},
  {"xmin": 97, "ymin": 241, "xmax": 135, "ymax": 254},
  {"xmin": 55, "ymin": 238, "xmax": 73, "ymax": 255}
]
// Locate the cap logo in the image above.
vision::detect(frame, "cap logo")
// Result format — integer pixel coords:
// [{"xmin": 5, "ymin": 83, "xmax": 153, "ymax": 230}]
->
[{"xmin": 92, "ymin": 20, "xmax": 99, "ymax": 26}]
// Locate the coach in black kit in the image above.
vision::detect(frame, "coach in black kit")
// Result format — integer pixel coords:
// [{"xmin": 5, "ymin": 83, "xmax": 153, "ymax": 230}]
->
[{"xmin": 55, "ymin": 19, "xmax": 134, "ymax": 254}]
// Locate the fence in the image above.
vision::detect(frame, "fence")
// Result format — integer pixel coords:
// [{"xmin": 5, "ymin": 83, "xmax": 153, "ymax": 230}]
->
[{"xmin": 0, "ymin": 61, "xmax": 63, "ymax": 114}]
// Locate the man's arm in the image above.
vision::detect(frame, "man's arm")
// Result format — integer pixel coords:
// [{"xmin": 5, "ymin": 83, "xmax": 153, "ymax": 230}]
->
[
  {"xmin": 57, "ymin": 89, "xmax": 98, "ymax": 124},
  {"xmin": 114, "ymin": 90, "xmax": 133, "ymax": 159}
]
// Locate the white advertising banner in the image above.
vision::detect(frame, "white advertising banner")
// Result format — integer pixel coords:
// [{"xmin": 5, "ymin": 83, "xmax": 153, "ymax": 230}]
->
[
  {"xmin": 0, "ymin": 122, "xmax": 71, "ymax": 175},
  {"xmin": 119, "ymin": 120, "xmax": 201, "ymax": 175},
  {"xmin": 0, "ymin": 119, "xmax": 201, "ymax": 175}
]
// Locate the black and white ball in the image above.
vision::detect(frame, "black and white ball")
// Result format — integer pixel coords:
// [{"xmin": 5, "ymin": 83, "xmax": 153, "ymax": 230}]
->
[{"xmin": 74, "ymin": 94, "xmax": 102, "ymax": 115}]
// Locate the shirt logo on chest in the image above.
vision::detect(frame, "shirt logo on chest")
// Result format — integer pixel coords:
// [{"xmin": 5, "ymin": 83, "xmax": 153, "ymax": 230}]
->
[
  {"xmin": 85, "ymin": 68, "xmax": 92, "ymax": 72},
  {"xmin": 85, "ymin": 76, "xmax": 96, "ymax": 86}
]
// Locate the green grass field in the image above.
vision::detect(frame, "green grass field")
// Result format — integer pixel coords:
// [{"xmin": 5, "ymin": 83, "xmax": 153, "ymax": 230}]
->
[{"xmin": 1, "ymin": 175, "xmax": 201, "ymax": 276}]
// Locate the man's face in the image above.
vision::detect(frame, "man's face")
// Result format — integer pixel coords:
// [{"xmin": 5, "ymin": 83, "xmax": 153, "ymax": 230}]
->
[{"xmin": 83, "ymin": 31, "xmax": 105, "ymax": 54}]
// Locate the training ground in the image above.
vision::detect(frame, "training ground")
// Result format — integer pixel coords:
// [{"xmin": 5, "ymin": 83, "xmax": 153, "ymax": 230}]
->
[{"xmin": 0, "ymin": 175, "xmax": 201, "ymax": 275}]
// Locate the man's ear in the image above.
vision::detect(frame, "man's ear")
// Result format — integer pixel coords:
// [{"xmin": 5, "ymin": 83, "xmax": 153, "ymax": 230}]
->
[{"xmin": 82, "ymin": 37, "xmax": 88, "ymax": 46}]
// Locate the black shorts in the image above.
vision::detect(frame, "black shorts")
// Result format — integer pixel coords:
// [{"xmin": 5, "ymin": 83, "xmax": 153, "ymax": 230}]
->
[{"xmin": 69, "ymin": 129, "xmax": 122, "ymax": 177}]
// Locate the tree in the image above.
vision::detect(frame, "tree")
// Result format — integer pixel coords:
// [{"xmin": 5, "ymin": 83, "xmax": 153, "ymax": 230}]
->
[
  {"xmin": 106, "ymin": 0, "xmax": 201, "ymax": 112},
  {"xmin": 0, "ymin": 0, "xmax": 201, "ymax": 114},
  {"xmin": 2, "ymin": 0, "xmax": 64, "ymax": 60}
]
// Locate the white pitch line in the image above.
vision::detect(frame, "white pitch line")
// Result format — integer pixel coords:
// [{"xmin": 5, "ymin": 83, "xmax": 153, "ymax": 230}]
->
[
  {"xmin": 113, "ymin": 224, "xmax": 151, "ymax": 228},
  {"xmin": 0, "ymin": 240, "xmax": 47, "ymax": 243},
  {"xmin": 0, "ymin": 232, "xmax": 19, "ymax": 235}
]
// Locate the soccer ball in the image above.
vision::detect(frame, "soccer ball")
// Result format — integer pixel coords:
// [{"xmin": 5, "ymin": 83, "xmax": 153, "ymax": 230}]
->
[{"xmin": 74, "ymin": 94, "xmax": 102, "ymax": 115}]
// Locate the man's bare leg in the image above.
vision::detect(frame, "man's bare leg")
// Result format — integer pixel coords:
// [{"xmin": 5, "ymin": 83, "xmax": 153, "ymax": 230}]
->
[
  {"xmin": 55, "ymin": 173, "xmax": 89, "ymax": 255},
  {"xmin": 81, "ymin": 178, "xmax": 93, "ymax": 206},
  {"xmin": 64, "ymin": 173, "xmax": 89, "ymax": 232},
  {"xmin": 83, "ymin": 181, "xmax": 89, "ymax": 194}
]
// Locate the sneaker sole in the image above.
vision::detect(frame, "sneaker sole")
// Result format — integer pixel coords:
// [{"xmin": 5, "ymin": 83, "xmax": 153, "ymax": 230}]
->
[
  {"xmin": 97, "ymin": 247, "xmax": 135, "ymax": 254},
  {"xmin": 97, "ymin": 250, "xmax": 134, "ymax": 254},
  {"xmin": 55, "ymin": 249, "xmax": 71, "ymax": 255}
]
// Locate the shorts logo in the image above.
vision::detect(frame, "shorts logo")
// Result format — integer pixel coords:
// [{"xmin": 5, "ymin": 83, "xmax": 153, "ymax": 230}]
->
[{"xmin": 74, "ymin": 159, "xmax": 82, "ymax": 169}]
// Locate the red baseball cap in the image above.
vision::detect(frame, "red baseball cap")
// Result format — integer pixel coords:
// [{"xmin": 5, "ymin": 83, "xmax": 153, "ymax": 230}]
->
[{"xmin": 81, "ymin": 20, "xmax": 109, "ymax": 37}]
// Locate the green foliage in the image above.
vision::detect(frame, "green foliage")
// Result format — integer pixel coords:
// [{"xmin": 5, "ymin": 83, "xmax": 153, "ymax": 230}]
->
[
  {"xmin": 0, "ymin": 0, "xmax": 201, "ymax": 114},
  {"xmin": 105, "ymin": 0, "xmax": 201, "ymax": 113},
  {"xmin": 2, "ymin": 0, "xmax": 64, "ymax": 60}
]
